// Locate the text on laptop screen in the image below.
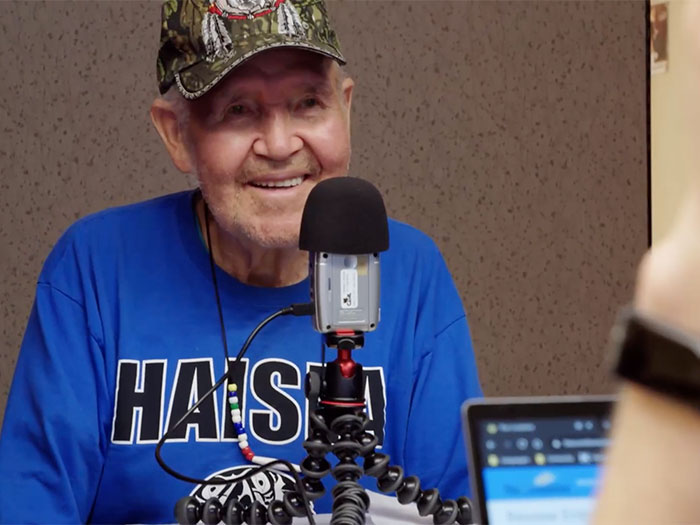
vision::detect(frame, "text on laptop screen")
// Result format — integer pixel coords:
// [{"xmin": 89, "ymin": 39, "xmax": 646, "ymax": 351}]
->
[{"xmin": 475, "ymin": 414, "xmax": 611, "ymax": 525}]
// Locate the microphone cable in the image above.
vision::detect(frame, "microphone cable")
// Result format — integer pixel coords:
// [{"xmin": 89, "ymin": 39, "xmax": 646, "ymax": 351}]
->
[{"xmin": 154, "ymin": 306, "xmax": 315, "ymax": 518}]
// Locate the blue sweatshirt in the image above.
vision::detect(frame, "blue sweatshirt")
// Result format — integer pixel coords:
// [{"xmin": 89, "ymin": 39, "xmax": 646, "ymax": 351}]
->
[{"xmin": 0, "ymin": 190, "xmax": 482, "ymax": 523}]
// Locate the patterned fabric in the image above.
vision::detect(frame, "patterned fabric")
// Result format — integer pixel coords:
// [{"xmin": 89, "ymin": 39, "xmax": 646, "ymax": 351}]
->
[{"xmin": 157, "ymin": 0, "xmax": 345, "ymax": 99}]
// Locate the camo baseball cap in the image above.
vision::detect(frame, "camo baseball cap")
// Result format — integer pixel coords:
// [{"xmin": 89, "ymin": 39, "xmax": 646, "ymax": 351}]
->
[{"xmin": 157, "ymin": 0, "xmax": 345, "ymax": 100}]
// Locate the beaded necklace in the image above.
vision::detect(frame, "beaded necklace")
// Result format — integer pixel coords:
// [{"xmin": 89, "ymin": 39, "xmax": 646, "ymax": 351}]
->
[
  {"xmin": 202, "ymin": 197, "xmax": 288, "ymax": 469},
  {"xmin": 227, "ymin": 383, "xmax": 255, "ymax": 462}
]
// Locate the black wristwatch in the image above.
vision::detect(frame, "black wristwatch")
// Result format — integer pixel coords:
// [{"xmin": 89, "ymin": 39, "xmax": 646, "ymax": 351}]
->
[{"xmin": 610, "ymin": 309, "xmax": 700, "ymax": 410}]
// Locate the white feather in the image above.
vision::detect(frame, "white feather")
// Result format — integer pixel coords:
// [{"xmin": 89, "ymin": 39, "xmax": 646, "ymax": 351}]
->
[{"xmin": 277, "ymin": 2, "xmax": 304, "ymax": 37}]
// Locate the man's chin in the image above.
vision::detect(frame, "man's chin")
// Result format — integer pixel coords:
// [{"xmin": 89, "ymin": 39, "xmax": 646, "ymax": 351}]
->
[
  {"xmin": 211, "ymin": 204, "xmax": 302, "ymax": 250},
  {"xmin": 245, "ymin": 225, "xmax": 301, "ymax": 250},
  {"xmin": 255, "ymin": 236, "xmax": 300, "ymax": 250}
]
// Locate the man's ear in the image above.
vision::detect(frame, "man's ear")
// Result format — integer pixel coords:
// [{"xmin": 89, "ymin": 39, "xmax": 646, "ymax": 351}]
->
[
  {"xmin": 150, "ymin": 98, "xmax": 193, "ymax": 173},
  {"xmin": 341, "ymin": 76, "xmax": 354, "ymax": 116},
  {"xmin": 340, "ymin": 76, "xmax": 354, "ymax": 128}
]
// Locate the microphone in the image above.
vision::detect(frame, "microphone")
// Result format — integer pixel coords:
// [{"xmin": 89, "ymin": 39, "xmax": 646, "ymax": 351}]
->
[{"xmin": 299, "ymin": 177, "xmax": 389, "ymax": 334}]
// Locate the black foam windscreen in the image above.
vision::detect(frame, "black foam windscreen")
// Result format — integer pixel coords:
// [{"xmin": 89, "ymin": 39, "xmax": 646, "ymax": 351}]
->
[{"xmin": 299, "ymin": 177, "xmax": 389, "ymax": 254}]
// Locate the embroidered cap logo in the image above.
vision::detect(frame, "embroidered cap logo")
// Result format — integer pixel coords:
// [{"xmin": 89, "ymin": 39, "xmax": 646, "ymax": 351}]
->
[{"xmin": 202, "ymin": 0, "xmax": 305, "ymax": 61}]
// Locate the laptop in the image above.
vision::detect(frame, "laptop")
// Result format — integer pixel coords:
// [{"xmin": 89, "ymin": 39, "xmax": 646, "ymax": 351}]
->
[{"xmin": 462, "ymin": 396, "xmax": 615, "ymax": 525}]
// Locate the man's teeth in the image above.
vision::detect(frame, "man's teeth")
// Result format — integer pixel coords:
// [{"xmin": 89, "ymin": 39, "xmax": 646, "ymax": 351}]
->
[{"xmin": 253, "ymin": 176, "xmax": 305, "ymax": 188}]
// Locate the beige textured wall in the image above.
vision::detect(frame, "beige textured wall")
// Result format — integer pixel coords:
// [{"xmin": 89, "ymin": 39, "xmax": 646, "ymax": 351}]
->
[
  {"xmin": 0, "ymin": 1, "xmax": 647, "ymax": 427},
  {"xmin": 651, "ymin": 1, "xmax": 700, "ymax": 243}
]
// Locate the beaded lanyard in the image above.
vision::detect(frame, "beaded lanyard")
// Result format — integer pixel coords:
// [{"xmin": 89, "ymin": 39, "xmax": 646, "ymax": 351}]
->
[
  {"xmin": 227, "ymin": 383, "xmax": 255, "ymax": 462},
  {"xmin": 203, "ymin": 197, "xmax": 287, "ymax": 469}
]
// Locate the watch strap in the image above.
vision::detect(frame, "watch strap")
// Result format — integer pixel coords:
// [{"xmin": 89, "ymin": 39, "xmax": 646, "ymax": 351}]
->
[{"xmin": 611, "ymin": 309, "xmax": 700, "ymax": 409}]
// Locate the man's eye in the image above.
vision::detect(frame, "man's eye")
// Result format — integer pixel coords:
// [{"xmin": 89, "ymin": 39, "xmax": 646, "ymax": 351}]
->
[
  {"xmin": 226, "ymin": 104, "xmax": 247, "ymax": 116},
  {"xmin": 300, "ymin": 97, "xmax": 319, "ymax": 109}
]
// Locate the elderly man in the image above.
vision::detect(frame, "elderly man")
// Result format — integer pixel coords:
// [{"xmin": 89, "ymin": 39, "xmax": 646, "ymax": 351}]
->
[{"xmin": 0, "ymin": 0, "xmax": 482, "ymax": 523}]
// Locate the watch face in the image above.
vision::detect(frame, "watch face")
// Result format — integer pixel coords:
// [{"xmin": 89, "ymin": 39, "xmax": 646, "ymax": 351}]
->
[{"xmin": 616, "ymin": 313, "xmax": 700, "ymax": 405}]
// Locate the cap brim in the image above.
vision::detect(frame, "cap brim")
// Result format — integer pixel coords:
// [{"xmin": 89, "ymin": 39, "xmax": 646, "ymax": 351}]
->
[{"xmin": 175, "ymin": 38, "xmax": 345, "ymax": 100}]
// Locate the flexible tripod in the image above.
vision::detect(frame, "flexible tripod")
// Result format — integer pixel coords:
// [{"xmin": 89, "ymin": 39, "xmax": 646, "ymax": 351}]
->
[{"xmin": 175, "ymin": 331, "xmax": 474, "ymax": 525}]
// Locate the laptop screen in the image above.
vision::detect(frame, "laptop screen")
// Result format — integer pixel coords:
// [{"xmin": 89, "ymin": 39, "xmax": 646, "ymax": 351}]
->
[{"xmin": 463, "ymin": 397, "xmax": 614, "ymax": 525}]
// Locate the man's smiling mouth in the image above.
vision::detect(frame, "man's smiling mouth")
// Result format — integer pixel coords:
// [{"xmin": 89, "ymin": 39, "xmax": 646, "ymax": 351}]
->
[{"xmin": 249, "ymin": 175, "xmax": 307, "ymax": 189}]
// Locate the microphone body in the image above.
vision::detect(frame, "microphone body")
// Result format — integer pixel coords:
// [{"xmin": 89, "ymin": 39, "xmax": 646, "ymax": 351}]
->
[
  {"xmin": 310, "ymin": 252, "xmax": 380, "ymax": 333},
  {"xmin": 299, "ymin": 177, "xmax": 390, "ymax": 334}
]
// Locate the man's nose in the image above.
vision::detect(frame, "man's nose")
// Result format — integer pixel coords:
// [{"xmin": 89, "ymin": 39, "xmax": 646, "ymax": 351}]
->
[{"xmin": 252, "ymin": 111, "xmax": 303, "ymax": 160}]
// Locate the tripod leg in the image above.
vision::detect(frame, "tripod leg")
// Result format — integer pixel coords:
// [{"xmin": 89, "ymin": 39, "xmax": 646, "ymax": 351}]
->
[
  {"xmin": 359, "ymin": 428, "xmax": 473, "ymax": 525},
  {"xmin": 327, "ymin": 412, "xmax": 371, "ymax": 524}
]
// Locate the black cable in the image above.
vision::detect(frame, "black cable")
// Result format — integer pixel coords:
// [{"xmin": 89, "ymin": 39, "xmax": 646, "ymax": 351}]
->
[
  {"xmin": 154, "ymin": 304, "xmax": 315, "ymax": 523},
  {"xmin": 154, "ymin": 305, "xmax": 293, "ymax": 484},
  {"xmin": 204, "ymin": 202, "xmax": 232, "ymax": 375}
]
